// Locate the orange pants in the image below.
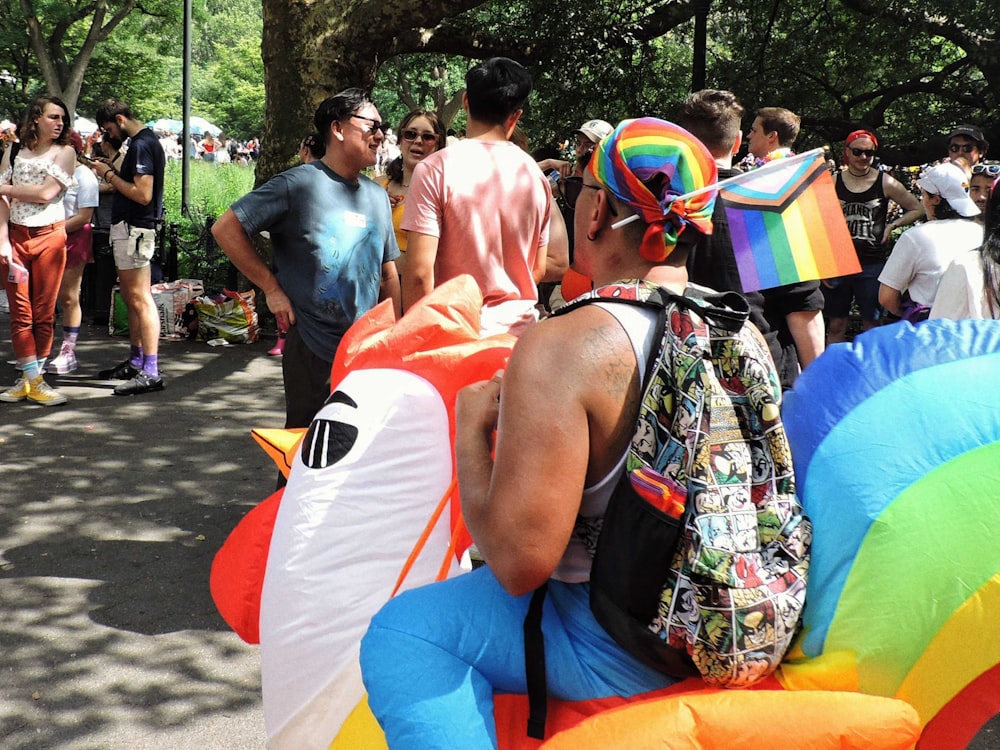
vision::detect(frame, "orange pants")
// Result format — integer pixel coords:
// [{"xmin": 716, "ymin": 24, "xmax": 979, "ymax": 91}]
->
[{"xmin": 3, "ymin": 221, "xmax": 67, "ymax": 361}]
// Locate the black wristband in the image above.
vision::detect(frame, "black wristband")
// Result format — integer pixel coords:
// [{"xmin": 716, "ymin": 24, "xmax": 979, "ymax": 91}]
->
[{"xmin": 105, "ymin": 169, "xmax": 115, "ymax": 182}]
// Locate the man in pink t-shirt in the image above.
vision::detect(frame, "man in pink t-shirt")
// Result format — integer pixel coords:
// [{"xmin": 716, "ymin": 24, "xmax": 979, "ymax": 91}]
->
[{"xmin": 402, "ymin": 57, "xmax": 551, "ymax": 335}]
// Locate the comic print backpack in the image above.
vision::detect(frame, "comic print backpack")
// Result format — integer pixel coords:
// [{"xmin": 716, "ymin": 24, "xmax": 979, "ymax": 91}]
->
[{"xmin": 524, "ymin": 279, "xmax": 811, "ymax": 738}]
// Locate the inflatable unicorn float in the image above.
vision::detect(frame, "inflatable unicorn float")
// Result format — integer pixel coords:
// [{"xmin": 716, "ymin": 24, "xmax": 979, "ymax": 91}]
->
[{"xmin": 212, "ymin": 276, "xmax": 1000, "ymax": 749}]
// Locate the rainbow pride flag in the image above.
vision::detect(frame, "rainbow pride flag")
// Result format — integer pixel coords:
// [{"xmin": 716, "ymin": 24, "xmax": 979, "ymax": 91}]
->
[{"xmin": 718, "ymin": 149, "xmax": 859, "ymax": 292}]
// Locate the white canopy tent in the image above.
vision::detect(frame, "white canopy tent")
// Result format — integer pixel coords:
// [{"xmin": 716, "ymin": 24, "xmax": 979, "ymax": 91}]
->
[{"xmin": 73, "ymin": 115, "xmax": 99, "ymax": 136}]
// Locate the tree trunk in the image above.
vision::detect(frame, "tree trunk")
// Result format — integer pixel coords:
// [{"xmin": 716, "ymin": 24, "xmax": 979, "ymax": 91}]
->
[{"xmin": 257, "ymin": 0, "xmax": 489, "ymax": 185}]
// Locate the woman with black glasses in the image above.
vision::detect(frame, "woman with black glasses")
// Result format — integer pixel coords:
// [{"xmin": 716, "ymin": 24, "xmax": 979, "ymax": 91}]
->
[
  {"xmin": 824, "ymin": 129, "xmax": 923, "ymax": 342},
  {"xmin": 377, "ymin": 110, "xmax": 446, "ymax": 276}
]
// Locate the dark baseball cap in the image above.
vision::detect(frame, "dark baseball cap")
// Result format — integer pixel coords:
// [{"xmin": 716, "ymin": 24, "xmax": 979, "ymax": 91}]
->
[{"xmin": 948, "ymin": 125, "xmax": 988, "ymax": 148}]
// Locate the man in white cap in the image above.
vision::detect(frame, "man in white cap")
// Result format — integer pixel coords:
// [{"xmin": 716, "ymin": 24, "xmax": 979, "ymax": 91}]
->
[{"xmin": 878, "ymin": 160, "xmax": 983, "ymax": 320}]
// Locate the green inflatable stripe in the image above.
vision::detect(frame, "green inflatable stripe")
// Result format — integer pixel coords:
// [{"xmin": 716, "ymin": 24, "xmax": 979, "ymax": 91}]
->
[{"xmin": 824, "ymin": 441, "xmax": 1000, "ymax": 697}]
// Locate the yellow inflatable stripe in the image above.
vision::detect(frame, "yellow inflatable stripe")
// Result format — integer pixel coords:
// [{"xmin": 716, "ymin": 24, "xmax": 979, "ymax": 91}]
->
[
  {"xmin": 328, "ymin": 696, "xmax": 387, "ymax": 750},
  {"xmin": 776, "ymin": 648, "xmax": 860, "ymax": 692},
  {"xmin": 895, "ymin": 574, "xmax": 1000, "ymax": 725}
]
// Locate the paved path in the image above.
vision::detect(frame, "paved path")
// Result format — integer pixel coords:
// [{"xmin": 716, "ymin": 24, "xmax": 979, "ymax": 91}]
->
[{"xmin": 0, "ymin": 313, "xmax": 278, "ymax": 749}]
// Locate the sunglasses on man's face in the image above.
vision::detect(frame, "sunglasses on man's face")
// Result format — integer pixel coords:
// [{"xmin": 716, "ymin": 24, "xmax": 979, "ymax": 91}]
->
[
  {"xmin": 972, "ymin": 163, "xmax": 1000, "ymax": 176},
  {"xmin": 949, "ymin": 143, "xmax": 976, "ymax": 154},
  {"xmin": 401, "ymin": 129, "xmax": 438, "ymax": 145},
  {"xmin": 351, "ymin": 114, "xmax": 389, "ymax": 135},
  {"xmin": 850, "ymin": 147, "xmax": 876, "ymax": 158}
]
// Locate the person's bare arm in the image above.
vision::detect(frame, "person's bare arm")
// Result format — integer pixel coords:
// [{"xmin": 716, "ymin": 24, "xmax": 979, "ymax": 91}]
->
[
  {"xmin": 98, "ymin": 162, "xmax": 154, "ymax": 206},
  {"xmin": 786, "ymin": 309, "xmax": 825, "ymax": 368},
  {"xmin": 0, "ymin": 150, "xmax": 10, "ymax": 262},
  {"xmin": 881, "ymin": 176, "xmax": 925, "ymax": 244},
  {"xmin": 379, "ymin": 260, "xmax": 402, "ymax": 319},
  {"xmin": 402, "ymin": 231, "xmax": 438, "ymax": 312},
  {"xmin": 0, "ymin": 197, "xmax": 10, "ymax": 263},
  {"xmin": 879, "ymin": 283, "xmax": 904, "ymax": 316},
  {"xmin": 65, "ymin": 205, "xmax": 94, "ymax": 234},
  {"xmin": 536, "ymin": 159, "xmax": 572, "ymax": 179},
  {"xmin": 459, "ymin": 308, "xmax": 636, "ymax": 596},
  {"xmin": 211, "ymin": 208, "xmax": 295, "ymax": 327},
  {"xmin": 539, "ymin": 196, "xmax": 569, "ymax": 283}
]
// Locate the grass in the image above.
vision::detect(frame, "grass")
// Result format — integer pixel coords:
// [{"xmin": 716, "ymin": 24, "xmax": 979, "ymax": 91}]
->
[{"xmin": 162, "ymin": 160, "xmax": 256, "ymax": 243}]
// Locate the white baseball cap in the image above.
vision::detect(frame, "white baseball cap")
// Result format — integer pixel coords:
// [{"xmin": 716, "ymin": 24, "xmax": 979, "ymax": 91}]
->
[
  {"xmin": 577, "ymin": 119, "xmax": 613, "ymax": 144},
  {"xmin": 917, "ymin": 161, "xmax": 980, "ymax": 217}
]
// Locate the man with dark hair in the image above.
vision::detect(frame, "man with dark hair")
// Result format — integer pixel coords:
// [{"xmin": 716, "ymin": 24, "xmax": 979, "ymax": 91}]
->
[
  {"xmin": 742, "ymin": 104, "xmax": 824, "ymax": 386},
  {"xmin": 401, "ymin": 57, "xmax": 551, "ymax": 336},
  {"xmin": 746, "ymin": 106, "xmax": 801, "ymax": 166},
  {"xmin": 94, "ymin": 98, "xmax": 166, "ymax": 395},
  {"xmin": 212, "ymin": 88, "xmax": 401, "ymax": 430},
  {"xmin": 676, "ymin": 89, "xmax": 781, "ymax": 367},
  {"xmin": 946, "ymin": 124, "xmax": 989, "ymax": 170}
]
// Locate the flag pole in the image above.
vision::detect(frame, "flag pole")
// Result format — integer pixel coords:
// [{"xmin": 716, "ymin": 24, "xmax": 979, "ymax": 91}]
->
[{"xmin": 610, "ymin": 147, "xmax": 826, "ymax": 230}]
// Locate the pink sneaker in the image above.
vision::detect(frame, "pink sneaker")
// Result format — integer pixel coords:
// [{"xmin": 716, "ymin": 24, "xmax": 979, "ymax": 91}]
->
[{"xmin": 268, "ymin": 336, "xmax": 285, "ymax": 357}]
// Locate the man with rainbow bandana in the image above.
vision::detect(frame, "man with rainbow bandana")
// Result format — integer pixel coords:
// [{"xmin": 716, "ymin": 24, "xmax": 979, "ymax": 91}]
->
[{"xmin": 361, "ymin": 119, "xmax": 727, "ymax": 748}]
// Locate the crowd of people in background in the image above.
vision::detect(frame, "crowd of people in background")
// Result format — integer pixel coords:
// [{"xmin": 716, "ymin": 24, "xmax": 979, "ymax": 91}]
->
[{"xmin": 1, "ymin": 77, "xmax": 997, "ymax": 406}]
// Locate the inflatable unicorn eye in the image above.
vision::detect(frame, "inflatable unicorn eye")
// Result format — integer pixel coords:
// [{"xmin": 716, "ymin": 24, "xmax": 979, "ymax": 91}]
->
[{"xmin": 300, "ymin": 391, "xmax": 359, "ymax": 469}]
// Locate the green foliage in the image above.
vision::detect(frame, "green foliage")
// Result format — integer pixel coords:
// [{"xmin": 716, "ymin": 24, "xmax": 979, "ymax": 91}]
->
[
  {"xmin": 162, "ymin": 159, "xmax": 255, "ymax": 244},
  {"xmin": 0, "ymin": 0, "xmax": 263, "ymax": 138}
]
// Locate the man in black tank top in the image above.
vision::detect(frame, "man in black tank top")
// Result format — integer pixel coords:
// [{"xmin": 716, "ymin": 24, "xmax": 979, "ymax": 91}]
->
[{"xmin": 824, "ymin": 130, "xmax": 923, "ymax": 343}]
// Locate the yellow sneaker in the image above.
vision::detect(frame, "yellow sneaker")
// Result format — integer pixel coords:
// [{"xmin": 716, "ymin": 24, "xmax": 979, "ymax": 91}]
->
[
  {"xmin": 26, "ymin": 375, "xmax": 67, "ymax": 406},
  {"xmin": 0, "ymin": 375, "xmax": 30, "ymax": 402}
]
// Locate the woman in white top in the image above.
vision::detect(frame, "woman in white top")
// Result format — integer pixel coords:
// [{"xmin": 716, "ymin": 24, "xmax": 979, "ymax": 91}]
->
[
  {"xmin": 46, "ymin": 129, "xmax": 100, "ymax": 374},
  {"xmin": 930, "ymin": 174, "xmax": 1000, "ymax": 320},
  {"xmin": 0, "ymin": 95, "xmax": 76, "ymax": 406},
  {"xmin": 878, "ymin": 160, "xmax": 983, "ymax": 322}
]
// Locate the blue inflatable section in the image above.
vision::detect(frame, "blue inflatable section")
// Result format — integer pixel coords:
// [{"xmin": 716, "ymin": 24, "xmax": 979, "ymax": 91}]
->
[{"xmin": 782, "ymin": 320, "xmax": 1000, "ymax": 655}]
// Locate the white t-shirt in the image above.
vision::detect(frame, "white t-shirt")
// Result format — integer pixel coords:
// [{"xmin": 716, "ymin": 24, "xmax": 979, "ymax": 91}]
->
[
  {"xmin": 929, "ymin": 248, "xmax": 1000, "ymax": 320},
  {"xmin": 65, "ymin": 164, "xmax": 100, "ymax": 220},
  {"xmin": 879, "ymin": 219, "xmax": 984, "ymax": 306}
]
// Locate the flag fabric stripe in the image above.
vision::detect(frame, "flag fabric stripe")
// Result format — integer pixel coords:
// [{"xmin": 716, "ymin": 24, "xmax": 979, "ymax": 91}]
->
[
  {"xmin": 762, "ymin": 209, "xmax": 797, "ymax": 282},
  {"xmin": 726, "ymin": 208, "xmax": 764, "ymax": 292},
  {"xmin": 720, "ymin": 152, "xmax": 860, "ymax": 291},
  {"xmin": 784, "ymin": 195, "xmax": 821, "ymax": 280}
]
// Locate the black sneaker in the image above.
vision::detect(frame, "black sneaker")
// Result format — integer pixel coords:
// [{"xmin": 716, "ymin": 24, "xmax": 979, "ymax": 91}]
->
[
  {"xmin": 113, "ymin": 371, "xmax": 165, "ymax": 396},
  {"xmin": 100, "ymin": 359, "xmax": 140, "ymax": 380}
]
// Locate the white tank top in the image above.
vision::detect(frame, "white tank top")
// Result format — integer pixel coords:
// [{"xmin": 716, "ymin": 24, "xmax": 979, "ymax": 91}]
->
[{"xmin": 552, "ymin": 301, "xmax": 660, "ymax": 583}]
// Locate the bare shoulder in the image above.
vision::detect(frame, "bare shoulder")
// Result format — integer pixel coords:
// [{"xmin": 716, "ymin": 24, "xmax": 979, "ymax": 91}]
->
[
  {"xmin": 883, "ymin": 173, "xmax": 916, "ymax": 202},
  {"xmin": 508, "ymin": 304, "xmax": 637, "ymax": 405}
]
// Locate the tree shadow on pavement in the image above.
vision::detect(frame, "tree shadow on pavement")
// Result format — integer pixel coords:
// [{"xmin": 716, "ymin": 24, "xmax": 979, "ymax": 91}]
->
[{"xmin": 0, "ymin": 323, "xmax": 281, "ymax": 748}]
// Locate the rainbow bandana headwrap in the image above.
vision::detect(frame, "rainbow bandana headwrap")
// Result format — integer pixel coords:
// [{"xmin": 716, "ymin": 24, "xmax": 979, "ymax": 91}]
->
[{"xmin": 587, "ymin": 117, "xmax": 718, "ymax": 262}]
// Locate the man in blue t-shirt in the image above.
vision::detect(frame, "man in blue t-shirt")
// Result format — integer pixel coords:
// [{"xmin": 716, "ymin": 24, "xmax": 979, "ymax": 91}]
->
[
  {"xmin": 213, "ymin": 89, "xmax": 401, "ymax": 429},
  {"xmin": 95, "ymin": 98, "xmax": 166, "ymax": 396}
]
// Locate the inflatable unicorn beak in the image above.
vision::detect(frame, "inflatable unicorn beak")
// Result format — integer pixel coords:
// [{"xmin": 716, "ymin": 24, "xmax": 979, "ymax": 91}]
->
[{"xmin": 252, "ymin": 427, "xmax": 307, "ymax": 478}]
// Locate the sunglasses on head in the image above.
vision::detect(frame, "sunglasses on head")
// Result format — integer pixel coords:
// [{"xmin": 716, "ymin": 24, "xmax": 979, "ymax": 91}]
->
[
  {"xmin": 949, "ymin": 143, "xmax": 976, "ymax": 154},
  {"xmin": 972, "ymin": 163, "xmax": 1000, "ymax": 176},
  {"xmin": 351, "ymin": 114, "xmax": 389, "ymax": 135},
  {"xmin": 850, "ymin": 147, "xmax": 876, "ymax": 157},
  {"xmin": 401, "ymin": 129, "xmax": 438, "ymax": 145}
]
